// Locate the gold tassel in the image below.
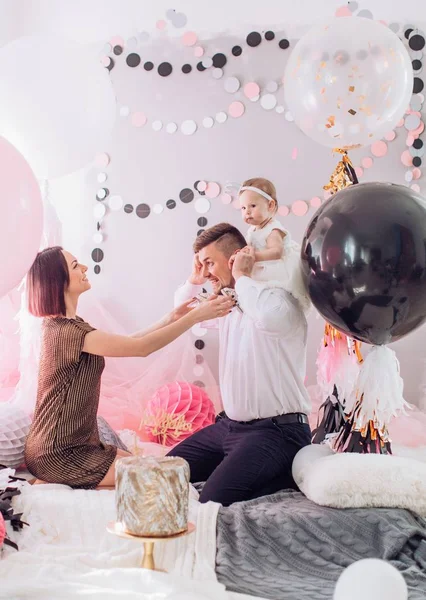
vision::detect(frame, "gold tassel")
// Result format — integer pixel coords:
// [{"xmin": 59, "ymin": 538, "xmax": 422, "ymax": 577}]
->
[{"xmin": 323, "ymin": 149, "xmax": 358, "ymax": 195}]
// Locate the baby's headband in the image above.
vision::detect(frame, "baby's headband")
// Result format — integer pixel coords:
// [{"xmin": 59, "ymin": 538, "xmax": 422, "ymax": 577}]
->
[{"xmin": 238, "ymin": 185, "xmax": 275, "ymax": 203}]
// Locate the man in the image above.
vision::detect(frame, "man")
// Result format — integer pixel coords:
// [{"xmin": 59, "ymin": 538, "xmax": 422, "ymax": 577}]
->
[{"xmin": 168, "ymin": 223, "xmax": 311, "ymax": 506}]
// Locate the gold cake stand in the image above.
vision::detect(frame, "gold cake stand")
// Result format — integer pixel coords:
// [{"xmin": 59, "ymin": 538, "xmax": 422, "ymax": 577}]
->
[{"xmin": 107, "ymin": 521, "xmax": 195, "ymax": 571}]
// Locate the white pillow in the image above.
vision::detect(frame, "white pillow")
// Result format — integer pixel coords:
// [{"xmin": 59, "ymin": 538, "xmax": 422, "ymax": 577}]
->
[{"xmin": 293, "ymin": 444, "xmax": 426, "ymax": 517}]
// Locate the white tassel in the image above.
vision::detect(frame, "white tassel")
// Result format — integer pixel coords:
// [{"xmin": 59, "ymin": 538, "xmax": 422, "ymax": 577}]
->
[{"xmin": 345, "ymin": 346, "xmax": 409, "ymax": 429}]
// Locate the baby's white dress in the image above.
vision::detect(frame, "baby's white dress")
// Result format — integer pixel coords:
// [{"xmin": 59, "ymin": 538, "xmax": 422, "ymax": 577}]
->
[{"xmin": 247, "ymin": 218, "xmax": 310, "ymax": 312}]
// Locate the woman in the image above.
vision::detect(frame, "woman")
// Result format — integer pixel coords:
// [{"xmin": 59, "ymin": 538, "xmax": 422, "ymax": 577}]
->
[{"xmin": 24, "ymin": 246, "xmax": 233, "ymax": 489}]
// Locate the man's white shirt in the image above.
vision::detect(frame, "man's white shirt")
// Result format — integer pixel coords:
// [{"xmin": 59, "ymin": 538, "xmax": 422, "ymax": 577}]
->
[{"xmin": 175, "ymin": 276, "xmax": 311, "ymax": 421}]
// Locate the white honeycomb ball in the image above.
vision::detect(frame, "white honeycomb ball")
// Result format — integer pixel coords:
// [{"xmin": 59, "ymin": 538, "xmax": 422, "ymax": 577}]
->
[{"xmin": 0, "ymin": 403, "xmax": 32, "ymax": 468}]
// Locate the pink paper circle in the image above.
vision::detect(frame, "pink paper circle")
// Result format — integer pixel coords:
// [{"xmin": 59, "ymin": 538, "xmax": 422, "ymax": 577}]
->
[
  {"xmin": 361, "ymin": 157, "xmax": 373, "ymax": 169},
  {"xmin": 401, "ymin": 151, "xmax": 413, "ymax": 167},
  {"xmin": 323, "ymin": 190, "xmax": 332, "ymax": 201},
  {"xmin": 396, "ymin": 118, "xmax": 404, "ymax": 128},
  {"xmin": 310, "ymin": 196, "xmax": 322, "ymax": 208},
  {"xmin": 385, "ymin": 130, "xmax": 396, "ymax": 141},
  {"xmin": 182, "ymin": 31, "xmax": 197, "ymax": 47},
  {"xmin": 229, "ymin": 101, "xmax": 245, "ymax": 118},
  {"xmin": 221, "ymin": 193, "xmax": 232, "ymax": 204},
  {"xmin": 412, "ymin": 122, "xmax": 425, "ymax": 137},
  {"xmin": 95, "ymin": 153, "xmax": 110, "ymax": 168},
  {"xmin": 194, "ymin": 46, "xmax": 204, "ymax": 57},
  {"xmin": 291, "ymin": 147, "xmax": 298, "ymax": 160},
  {"xmin": 292, "ymin": 200, "xmax": 308, "ymax": 217},
  {"xmin": 100, "ymin": 55, "xmax": 111, "ymax": 67},
  {"xmin": 371, "ymin": 141, "xmax": 388, "ymax": 158},
  {"xmin": 244, "ymin": 82, "xmax": 260, "ymax": 99},
  {"xmin": 110, "ymin": 36, "xmax": 124, "ymax": 47},
  {"xmin": 406, "ymin": 133, "xmax": 415, "ymax": 146},
  {"xmin": 131, "ymin": 112, "xmax": 147, "ymax": 127},
  {"xmin": 156, "ymin": 20, "xmax": 167, "ymax": 30},
  {"xmin": 412, "ymin": 167, "xmax": 422, "ymax": 180},
  {"xmin": 278, "ymin": 205, "xmax": 289, "ymax": 217},
  {"xmin": 206, "ymin": 182, "xmax": 221, "ymax": 198},
  {"xmin": 197, "ymin": 180, "xmax": 207, "ymax": 192},
  {"xmin": 355, "ymin": 167, "xmax": 364, "ymax": 179},
  {"xmin": 335, "ymin": 5, "xmax": 352, "ymax": 16},
  {"xmin": 411, "ymin": 184, "xmax": 421, "ymax": 193}
]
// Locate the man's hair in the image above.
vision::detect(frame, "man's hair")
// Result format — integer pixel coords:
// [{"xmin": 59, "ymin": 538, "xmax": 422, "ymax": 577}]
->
[{"xmin": 193, "ymin": 223, "xmax": 246, "ymax": 258}]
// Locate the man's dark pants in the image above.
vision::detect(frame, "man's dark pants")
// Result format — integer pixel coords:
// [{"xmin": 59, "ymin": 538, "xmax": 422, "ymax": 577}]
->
[{"xmin": 167, "ymin": 413, "xmax": 311, "ymax": 506}]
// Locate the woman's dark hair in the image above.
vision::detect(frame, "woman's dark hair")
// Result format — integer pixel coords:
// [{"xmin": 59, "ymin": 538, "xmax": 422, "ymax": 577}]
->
[{"xmin": 27, "ymin": 246, "xmax": 69, "ymax": 317}]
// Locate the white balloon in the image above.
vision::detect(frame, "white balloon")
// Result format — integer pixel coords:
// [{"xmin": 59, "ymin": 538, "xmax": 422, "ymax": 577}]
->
[
  {"xmin": 284, "ymin": 17, "xmax": 413, "ymax": 149},
  {"xmin": 334, "ymin": 559, "xmax": 408, "ymax": 600},
  {"xmin": 0, "ymin": 35, "xmax": 116, "ymax": 179}
]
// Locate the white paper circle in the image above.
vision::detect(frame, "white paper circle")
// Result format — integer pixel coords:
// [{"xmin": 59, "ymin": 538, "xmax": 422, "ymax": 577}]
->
[
  {"xmin": 119, "ymin": 105, "xmax": 130, "ymax": 117},
  {"xmin": 109, "ymin": 195, "xmax": 123, "ymax": 211},
  {"xmin": 405, "ymin": 170, "xmax": 414, "ymax": 182},
  {"xmin": 260, "ymin": 94, "xmax": 277, "ymax": 110},
  {"xmin": 166, "ymin": 122, "xmax": 178, "ymax": 134},
  {"xmin": 195, "ymin": 197, "xmax": 211, "ymax": 214},
  {"xmin": 216, "ymin": 111, "xmax": 227, "ymax": 123},
  {"xmin": 203, "ymin": 117, "xmax": 214, "ymax": 128},
  {"xmin": 212, "ymin": 68, "xmax": 223, "ymax": 79},
  {"xmin": 127, "ymin": 37, "xmax": 138, "ymax": 49},
  {"xmin": 97, "ymin": 172, "xmax": 107, "ymax": 183},
  {"xmin": 202, "ymin": 57, "xmax": 213, "ymax": 68},
  {"xmin": 93, "ymin": 232, "xmax": 103, "ymax": 244},
  {"xmin": 224, "ymin": 76, "xmax": 240, "ymax": 93},
  {"xmin": 191, "ymin": 323, "xmax": 207, "ymax": 337},
  {"xmin": 405, "ymin": 114, "xmax": 421, "ymax": 131},
  {"xmin": 152, "ymin": 120, "xmax": 163, "ymax": 131},
  {"xmin": 250, "ymin": 95, "xmax": 260, "ymax": 102},
  {"xmin": 276, "ymin": 105, "xmax": 285, "ymax": 114},
  {"xmin": 285, "ymin": 111, "xmax": 294, "ymax": 122},
  {"xmin": 97, "ymin": 188, "xmax": 107, "ymax": 200},
  {"xmin": 181, "ymin": 120, "xmax": 197, "ymax": 135},
  {"xmin": 193, "ymin": 365, "xmax": 205, "ymax": 377},
  {"xmin": 266, "ymin": 80, "xmax": 278, "ymax": 93},
  {"xmin": 410, "ymin": 95, "xmax": 423, "ymax": 111},
  {"xmin": 93, "ymin": 203, "xmax": 106, "ymax": 219},
  {"xmin": 153, "ymin": 203, "xmax": 164, "ymax": 214}
]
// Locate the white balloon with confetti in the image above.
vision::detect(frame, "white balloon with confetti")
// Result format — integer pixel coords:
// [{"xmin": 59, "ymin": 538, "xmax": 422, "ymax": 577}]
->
[{"xmin": 285, "ymin": 17, "xmax": 413, "ymax": 149}]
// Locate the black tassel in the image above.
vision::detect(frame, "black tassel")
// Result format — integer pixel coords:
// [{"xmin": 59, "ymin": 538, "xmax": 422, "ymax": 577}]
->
[
  {"xmin": 311, "ymin": 386, "xmax": 346, "ymax": 444},
  {"xmin": 335, "ymin": 417, "xmax": 392, "ymax": 455},
  {"xmin": 1, "ymin": 477, "xmax": 29, "ymax": 551}
]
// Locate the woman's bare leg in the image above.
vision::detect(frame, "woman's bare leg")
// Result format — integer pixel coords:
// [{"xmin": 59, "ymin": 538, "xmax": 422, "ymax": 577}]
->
[{"xmin": 97, "ymin": 448, "xmax": 132, "ymax": 488}]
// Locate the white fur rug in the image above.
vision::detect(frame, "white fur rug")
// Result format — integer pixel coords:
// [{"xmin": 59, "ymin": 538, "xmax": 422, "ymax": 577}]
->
[{"xmin": 0, "ymin": 475, "xmax": 262, "ymax": 599}]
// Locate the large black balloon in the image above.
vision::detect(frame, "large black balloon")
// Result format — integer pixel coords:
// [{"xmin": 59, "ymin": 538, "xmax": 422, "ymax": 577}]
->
[{"xmin": 301, "ymin": 182, "xmax": 426, "ymax": 345}]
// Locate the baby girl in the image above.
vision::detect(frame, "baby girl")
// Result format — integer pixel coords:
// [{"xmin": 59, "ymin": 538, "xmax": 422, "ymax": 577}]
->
[{"xmin": 238, "ymin": 177, "xmax": 310, "ymax": 312}]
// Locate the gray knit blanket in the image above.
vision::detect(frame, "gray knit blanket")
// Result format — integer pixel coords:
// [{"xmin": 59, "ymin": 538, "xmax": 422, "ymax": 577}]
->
[{"xmin": 215, "ymin": 490, "xmax": 426, "ymax": 600}]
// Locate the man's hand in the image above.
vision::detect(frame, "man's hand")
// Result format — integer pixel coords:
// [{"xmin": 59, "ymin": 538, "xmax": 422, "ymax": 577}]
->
[
  {"xmin": 188, "ymin": 253, "xmax": 207, "ymax": 285},
  {"xmin": 230, "ymin": 246, "xmax": 255, "ymax": 280}
]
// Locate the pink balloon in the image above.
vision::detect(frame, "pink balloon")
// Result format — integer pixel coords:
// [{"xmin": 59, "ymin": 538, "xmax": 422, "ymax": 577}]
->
[{"xmin": 0, "ymin": 137, "xmax": 43, "ymax": 299}]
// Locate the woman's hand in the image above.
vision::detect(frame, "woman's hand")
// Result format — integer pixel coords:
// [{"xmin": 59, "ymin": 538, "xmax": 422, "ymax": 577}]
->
[
  {"xmin": 191, "ymin": 295, "xmax": 234, "ymax": 323},
  {"xmin": 188, "ymin": 253, "xmax": 208, "ymax": 285},
  {"xmin": 169, "ymin": 298, "xmax": 197, "ymax": 323}
]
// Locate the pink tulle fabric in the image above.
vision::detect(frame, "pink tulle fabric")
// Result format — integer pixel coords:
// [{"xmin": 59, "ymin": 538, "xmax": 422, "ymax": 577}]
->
[
  {"xmin": 143, "ymin": 381, "xmax": 215, "ymax": 446},
  {"xmin": 0, "ymin": 513, "xmax": 5, "ymax": 547}
]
